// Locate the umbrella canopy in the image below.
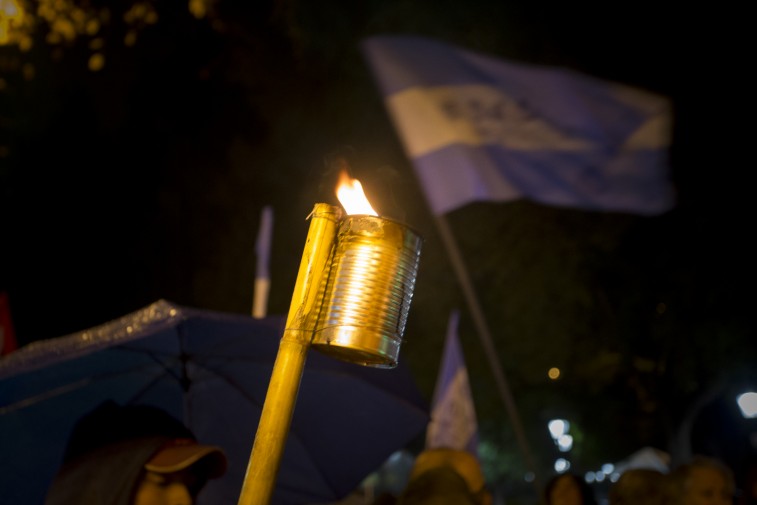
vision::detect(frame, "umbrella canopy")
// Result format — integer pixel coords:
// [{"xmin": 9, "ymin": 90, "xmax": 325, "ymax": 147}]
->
[{"xmin": 0, "ymin": 299, "xmax": 429, "ymax": 505}]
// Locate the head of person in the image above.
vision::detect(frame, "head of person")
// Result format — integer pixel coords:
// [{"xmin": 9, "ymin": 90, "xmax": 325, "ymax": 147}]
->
[
  {"xmin": 398, "ymin": 448, "xmax": 492, "ymax": 505},
  {"xmin": 668, "ymin": 455, "xmax": 734, "ymax": 505},
  {"xmin": 608, "ymin": 468, "xmax": 669, "ymax": 505},
  {"xmin": 544, "ymin": 473, "xmax": 598, "ymax": 505},
  {"xmin": 45, "ymin": 401, "xmax": 227, "ymax": 505}
]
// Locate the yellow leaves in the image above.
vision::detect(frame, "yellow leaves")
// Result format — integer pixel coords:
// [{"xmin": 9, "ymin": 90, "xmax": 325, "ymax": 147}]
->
[
  {"xmin": 48, "ymin": 17, "xmax": 75, "ymax": 42},
  {"xmin": 88, "ymin": 37, "xmax": 105, "ymax": 71},
  {"xmin": 124, "ymin": 30, "xmax": 137, "ymax": 47},
  {"xmin": 85, "ymin": 17, "xmax": 99, "ymax": 36},
  {"xmin": 120, "ymin": 1, "xmax": 157, "ymax": 49},
  {"xmin": 88, "ymin": 52, "xmax": 103, "ymax": 71},
  {"xmin": 4, "ymin": 0, "xmax": 108, "ymax": 52},
  {"xmin": 188, "ymin": 0, "xmax": 207, "ymax": 19},
  {"xmin": 123, "ymin": 2, "xmax": 158, "ymax": 25},
  {"xmin": 16, "ymin": 31, "xmax": 30, "ymax": 50},
  {"xmin": 0, "ymin": 0, "xmax": 22, "ymax": 19},
  {"xmin": 38, "ymin": 0, "xmax": 103, "ymax": 45},
  {"xmin": 0, "ymin": 0, "xmax": 26, "ymax": 46},
  {"xmin": 1, "ymin": 0, "xmax": 216, "ymax": 76}
]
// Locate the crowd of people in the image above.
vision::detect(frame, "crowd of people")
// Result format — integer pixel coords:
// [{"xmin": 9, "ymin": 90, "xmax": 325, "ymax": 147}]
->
[
  {"xmin": 541, "ymin": 456, "xmax": 736, "ymax": 505},
  {"xmin": 375, "ymin": 448, "xmax": 746, "ymax": 505},
  {"xmin": 43, "ymin": 400, "xmax": 753, "ymax": 505}
]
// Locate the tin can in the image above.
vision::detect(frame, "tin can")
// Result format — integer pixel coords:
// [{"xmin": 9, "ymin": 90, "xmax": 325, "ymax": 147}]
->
[{"xmin": 311, "ymin": 215, "xmax": 422, "ymax": 368}]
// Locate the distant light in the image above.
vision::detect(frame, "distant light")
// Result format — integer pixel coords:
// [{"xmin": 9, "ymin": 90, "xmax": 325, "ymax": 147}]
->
[
  {"xmin": 557, "ymin": 434, "xmax": 573, "ymax": 452},
  {"xmin": 548, "ymin": 367, "xmax": 561, "ymax": 380},
  {"xmin": 585, "ymin": 472, "xmax": 596, "ymax": 483},
  {"xmin": 601, "ymin": 463, "xmax": 615, "ymax": 474},
  {"xmin": 548, "ymin": 419, "xmax": 570, "ymax": 439},
  {"xmin": 524, "ymin": 472, "xmax": 535, "ymax": 483},
  {"xmin": 594, "ymin": 472, "xmax": 606, "ymax": 482},
  {"xmin": 737, "ymin": 392, "xmax": 757, "ymax": 418},
  {"xmin": 555, "ymin": 458, "xmax": 571, "ymax": 473},
  {"xmin": 610, "ymin": 472, "xmax": 621, "ymax": 482}
]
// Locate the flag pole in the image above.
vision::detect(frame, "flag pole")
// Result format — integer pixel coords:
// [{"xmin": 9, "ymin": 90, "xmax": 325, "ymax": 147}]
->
[
  {"xmin": 431, "ymin": 212, "xmax": 542, "ymax": 495},
  {"xmin": 252, "ymin": 205, "xmax": 274, "ymax": 318}
]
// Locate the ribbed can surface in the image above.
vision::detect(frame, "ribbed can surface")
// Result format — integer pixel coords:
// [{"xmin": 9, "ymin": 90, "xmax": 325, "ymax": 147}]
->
[{"xmin": 311, "ymin": 215, "xmax": 422, "ymax": 368}]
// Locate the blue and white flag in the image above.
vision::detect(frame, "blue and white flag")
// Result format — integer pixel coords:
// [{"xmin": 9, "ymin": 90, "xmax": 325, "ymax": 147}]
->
[
  {"xmin": 361, "ymin": 35, "xmax": 675, "ymax": 216},
  {"xmin": 426, "ymin": 310, "xmax": 480, "ymax": 456}
]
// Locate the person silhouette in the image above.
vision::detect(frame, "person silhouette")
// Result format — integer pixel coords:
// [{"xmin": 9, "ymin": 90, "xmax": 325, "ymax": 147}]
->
[
  {"xmin": 608, "ymin": 468, "xmax": 669, "ymax": 505},
  {"xmin": 544, "ymin": 472, "xmax": 598, "ymax": 505},
  {"xmin": 395, "ymin": 448, "xmax": 492, "ymax": 505},
  {"xmin": 45, "ymin": 400, "xmax": 227, "ymax": 505},
  {"xmin": 668, "ymin": 455, "xmax": 734, "ymax": 505}
]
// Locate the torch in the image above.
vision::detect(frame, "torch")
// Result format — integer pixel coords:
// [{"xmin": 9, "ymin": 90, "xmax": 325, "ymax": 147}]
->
[{"xmin": 237, "ymin": 171, "xmax": 422, "ymax": 505}]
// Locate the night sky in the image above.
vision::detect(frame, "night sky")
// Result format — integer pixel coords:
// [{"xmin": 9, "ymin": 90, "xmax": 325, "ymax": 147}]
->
[{"xmin": 1, "ymin": 0, "xmax": 753, "ymax": 499}]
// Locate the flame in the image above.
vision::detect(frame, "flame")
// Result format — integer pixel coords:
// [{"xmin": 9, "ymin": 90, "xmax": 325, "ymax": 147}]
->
[{"xmin": 336, "ymin": 170, "xmax": 378, "ymax": 216}]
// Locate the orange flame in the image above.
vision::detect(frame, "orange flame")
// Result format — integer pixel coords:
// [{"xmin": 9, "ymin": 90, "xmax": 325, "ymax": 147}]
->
[{"xmin": 336, "ymin": 170, "xmax": 378, "ymax": 216}]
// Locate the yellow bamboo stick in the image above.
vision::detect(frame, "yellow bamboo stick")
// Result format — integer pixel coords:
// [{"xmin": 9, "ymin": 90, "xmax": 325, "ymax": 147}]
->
[{"xmin": 237, "ymin": 203, "xmax": 341, "ymax": 505}]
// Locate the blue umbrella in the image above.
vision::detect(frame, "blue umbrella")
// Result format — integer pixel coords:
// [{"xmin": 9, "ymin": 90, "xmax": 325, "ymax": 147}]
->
[{"xmin": 0, "ymin": 299, "xmax": 429, "ymax": 505}]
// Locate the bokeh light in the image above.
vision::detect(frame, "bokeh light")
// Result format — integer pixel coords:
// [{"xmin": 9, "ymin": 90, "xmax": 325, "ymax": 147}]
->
[
  {"xmin": 557, "ymin": 434, "xmax": 573, "ymax": 452},
  {"xmin": 737, "ymin": 392, "xmax": 757, "ymax": 418},
  {"xmin": 554, "ymin": 458, "xmax": 570, "ymax": 473},
  {"xmin": 548, "ymin": 419, "xmax": 570, "ymax": 439}
]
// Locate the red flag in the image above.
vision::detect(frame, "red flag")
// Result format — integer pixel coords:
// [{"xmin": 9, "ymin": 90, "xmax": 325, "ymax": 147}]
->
[{"xmin": 0, "ymin": 292, "xmax": 18, "ymax": 356}]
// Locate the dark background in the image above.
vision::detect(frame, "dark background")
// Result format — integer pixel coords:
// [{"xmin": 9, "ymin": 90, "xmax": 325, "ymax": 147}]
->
[{"xmin": 1, "ymin": 1, "xmax": 753, "ymax": 502}]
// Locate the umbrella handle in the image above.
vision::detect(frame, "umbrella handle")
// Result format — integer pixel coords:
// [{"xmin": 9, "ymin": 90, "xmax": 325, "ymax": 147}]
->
[{"xmin": 238, "ymin": 203, "xmax": 341, "ymax": 505}]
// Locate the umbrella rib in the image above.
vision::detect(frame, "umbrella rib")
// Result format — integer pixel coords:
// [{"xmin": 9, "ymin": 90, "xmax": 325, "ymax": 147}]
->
[
  {"xmin": 196, "ymin": 363, "xmax": 265, "ymax": 409},
  {"xmin": 119, "ymin": 346, "xmax": 183, "ymax": 383},
  {"xmin": 0, "ymin": 361, "xmax": 166, "ymax": 414},
  {"xmin": 113, "ymin": 347, "xmax": 190, "ymax": 405},
  {"xmin": 0, "ymin": 378, "xmax": 92, "ymax": 415}
]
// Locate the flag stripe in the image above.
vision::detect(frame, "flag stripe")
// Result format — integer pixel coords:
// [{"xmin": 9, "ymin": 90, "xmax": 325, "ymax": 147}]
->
[
  {"xmin": 361, "ymin": 35, "xmax": 675, "ymax": 216},
  {"xmin": 363, "ymin": 36, "xmax": 671, "ymax": 146},
  {"xmin": 414, "ymin": 143, "xmax": 672, "ymax": 215},
  {"xmin": 386, "ymin": 85, "xmax": 598, "ymax": 156}
]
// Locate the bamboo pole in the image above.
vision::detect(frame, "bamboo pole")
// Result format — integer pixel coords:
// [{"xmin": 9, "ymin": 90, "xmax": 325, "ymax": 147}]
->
[{"xmin": 237, "ymin": 203, "xmax": 341, "ymax": 505}]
